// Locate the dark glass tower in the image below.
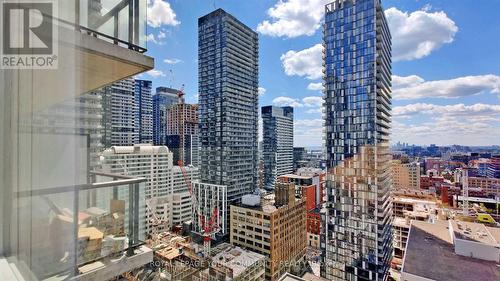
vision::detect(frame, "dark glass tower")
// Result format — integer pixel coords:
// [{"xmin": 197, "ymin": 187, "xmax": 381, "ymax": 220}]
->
[
  {"xmin": 262, "ymin": 106, "xmax": 294, "ymax": 190},
  {"xmin": 198, "ymin": 9, "xmax": 259, "ymax": 202},
  {"xmin": 135, "ymin": 79, "xmax": 153, "ymax": 144},
  {"xmin": 322, "ymin": 0, "xmax": 393, "ymax": 280}
]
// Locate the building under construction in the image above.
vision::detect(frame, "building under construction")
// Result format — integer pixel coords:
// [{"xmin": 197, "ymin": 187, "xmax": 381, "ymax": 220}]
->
[{"xmin": 166, "ymin": 103, "xmax": 199, "ymax": 166}]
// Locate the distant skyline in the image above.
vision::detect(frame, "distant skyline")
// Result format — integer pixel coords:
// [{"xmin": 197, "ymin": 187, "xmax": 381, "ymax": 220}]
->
[{"xmin": 138, "ymin": 0, "xmax": 500, "ymax": 147}]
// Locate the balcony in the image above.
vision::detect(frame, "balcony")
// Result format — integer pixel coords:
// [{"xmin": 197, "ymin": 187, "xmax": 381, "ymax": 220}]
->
[
  {"xmin": 3, "ymin": 0, "xmax": 154, "ymax": 114},
  {"xmin": 1, "ymin": 172, "xmax": 152, "ymax": 281}
]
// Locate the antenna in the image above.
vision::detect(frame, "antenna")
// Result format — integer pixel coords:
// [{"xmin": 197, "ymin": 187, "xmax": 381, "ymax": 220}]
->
[{"xmin": 213, "ymin": 0, "xmax": 216, "ymax": 10}]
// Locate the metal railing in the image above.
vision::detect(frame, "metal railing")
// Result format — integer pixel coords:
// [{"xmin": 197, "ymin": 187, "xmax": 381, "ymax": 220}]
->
[
  {"xmin": 11, "ymin": 0, "xmax": 148, "ymax": 53},
  {"xmin": 14, "ymin": 171, "xmax": 147, "ymax": 279}
]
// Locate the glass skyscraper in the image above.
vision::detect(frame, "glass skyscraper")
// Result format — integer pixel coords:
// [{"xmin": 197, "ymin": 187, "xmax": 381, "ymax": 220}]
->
[
  {"xmin": 262, "ymin": 106, "xmax": 294, "ymax": 190},
  {"xmin": 198, "ymin": 9, "xmax": 259, "ymax": 202},
  {"xmin": 322, "ymin": 0, "xmax": 393, "ymax": 280}
]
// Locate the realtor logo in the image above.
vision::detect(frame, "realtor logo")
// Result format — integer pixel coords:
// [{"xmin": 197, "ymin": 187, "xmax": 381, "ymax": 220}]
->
[{"xmin": 1, "ymin": 0, "xmax": 58, "ymax": 69}]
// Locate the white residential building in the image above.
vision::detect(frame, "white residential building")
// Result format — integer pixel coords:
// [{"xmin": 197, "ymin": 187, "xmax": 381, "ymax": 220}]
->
[
  {"xmin": 172, "ymin": 166, "xmax": 199, "ymax": 226},
  {"xmin": 101, "ymin": 144, "xmax": 173, "ymax": 235},
  {"xmin": 100, "ymin": 145, "xmax": 199, "ymax": 234}
]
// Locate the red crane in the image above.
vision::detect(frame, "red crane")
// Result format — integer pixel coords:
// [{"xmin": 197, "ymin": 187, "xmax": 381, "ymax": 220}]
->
[
  {"xmin": 178, "ymin": 160, "xmax": 220, "ymax": 256},
  {"xmin": 177, "ymin": 84, "xmax": 185, "ymax": 104}
]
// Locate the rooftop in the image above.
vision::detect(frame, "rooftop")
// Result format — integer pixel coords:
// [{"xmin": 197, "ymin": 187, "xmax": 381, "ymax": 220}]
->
[
  {"xmin": 281, "ymin": 174, "xmax": 313, "ymax": 180},
  {"xmin": 106, "ymin": 144, "xmax": 170, "ymax": 155},
  {"xmin": 450, "ymin": 220, "xmax": 498, "ymax": 245},
  {"xmin": 234, "ymin": 193, "xmax": 304, "ymax": 214},
  {"xmin": 211, "ymin": 244, "xmax": 265, "ymax": 278},
  {"xmin": 402, "ymin": 221, "xmax": 500, "ymax": 281}
]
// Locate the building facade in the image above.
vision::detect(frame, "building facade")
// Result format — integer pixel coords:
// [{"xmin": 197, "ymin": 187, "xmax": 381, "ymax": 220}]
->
[
  {"xmin": 230, "ymin": 184, "xmax": 307, "ymax": 280},
  {"xmin": 153, "ymin": 87, "xmax": 181, "ymax": 145},
  {"xmin": 293, "ymin": 147, "xmax": 307, "ymax": 171},
  {"xmin": 198, "ymin": 9, "xmax": 259, "ymax": 202},
  {"xmin": 467, "ymin": 176, "xmax": 500, "ymax": 197},
  {"xmin": 135, "ymin": 79, "xmax": 153, "ymax": 144},
  {"xmin": 171, "ymin": 166, "xmax": 199, "ymax": 226},
  {"xmin": 166, "ymin": 103, "xmax": 199, "ymax": 166},
  {"xmin": 322, "ymin": 0, "xmax": 393, "ymax": 280},
  {"xmin": 102, "ymin": 78, "xmax": 139, "ymax": 147},
  {"xmin": 192, "ymin": 182, "xmax": 228, "ymax": 235},
  {"xmin": 392, "ymin": 160, "xmax": 421, "ymax": 190},
  {"xmin": 487, "ymin": 155, "xmax": 500, "ymax": 178},
  {"xmin": 101, "ymin": 144, "xmax": 173, "ymax": 234},
  {"xmin": 262, "ymin": 106, "xmax": 294, "ymax": 190}
]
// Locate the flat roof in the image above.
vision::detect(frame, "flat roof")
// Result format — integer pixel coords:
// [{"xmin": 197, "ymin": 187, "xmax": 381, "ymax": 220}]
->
[
  {"xmin": 402, "ymin": 221, "xmax": 500, "ymax": 281},
  {"xmin": 450, "ymin": 220, "xmax": 497, "ymax": 245},
  {"xmin": 393, "ymin": 196, "xmax": 437, "ymax": 205},
  {"xmin": 486, "ymin": 226, "xmax": 500, "ymax": 243},
  {"xmin": 211, "ymin": 246, "xmax": 264, "ymax": 277},
  {"xmin": 280, "ymin": 174, "xmax": 312, "ymax": 180}
]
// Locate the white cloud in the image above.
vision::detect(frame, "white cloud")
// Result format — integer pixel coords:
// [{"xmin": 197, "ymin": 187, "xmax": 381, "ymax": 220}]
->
[
  {"xmin": 294, "ymin": 119, "xmax": 323, "ymax": 147},
  {"xmin": 257, "ymin": 0, "xmax": 331, "ymax": 38},
  {"xmin": 273, "ymin": 96, "xmax": 303, "ymax": 107},
  {"xmin": 158, "ymin": 30, "xmax": 167, "ymax": 39},
  {"xmin": 307, "ymin": 82, "xmax": 323, "ymax": 91},
  {"xmin": 295, "ymin": 119, "xmax": 323, "ymax": 127},
  {"xmin": 385, "ymin": 7, "xmax": 458, "ymax": 61},
  {"xmin": 146, "ymin": 34, "xmax": 157, "ymax": 44},
  {"xmin": 394, "ymin": 103, "xmax": 500, "ymax": 118},
  {"xmin": 260, "ymin": 3, "xmax": 457, "ymax": 60},
  {"xmin": 272, "ymin": 95, "xmax": 323, "ymax": 108},
  {"xmin": 146, "ymin": 69, "xmax": 166, "ymax": 78},
  {"xmin": 145, "ymin": 32, "xmax": 167, "ymax": 45},
  {"xmin": 281, "ymin": 44, "xmax": 322, "ymax": 80},
  {"xmin": 392, "ymin": 103, "xmax": 500, "ymax": 146},
  {"xmin": 302, "ymin": 96, "xmax": 322, "ymax": 107},
  {"xmin": 258, "ymin": 87, "xmax": 267, "ymax": 96},
  {"xmin": 147, "ymin": 0, "xmax": 180, "ymax": 28},
  {"xmin": 164, "ymin": 58, "xmax": 182, "ymax": 64},
  {"xmin": 393, "ymin": 74, "xmax": 500, "ymax": 100}
]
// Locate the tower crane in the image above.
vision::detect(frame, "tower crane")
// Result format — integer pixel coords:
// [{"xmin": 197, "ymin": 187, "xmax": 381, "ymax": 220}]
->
[
  {"xmin": 177, "ymin": 84, "xmax": 185, "ymax": 104},
  {"xmin": 178, "ymin": 160, "xmax": 220, "ymax": 256}
]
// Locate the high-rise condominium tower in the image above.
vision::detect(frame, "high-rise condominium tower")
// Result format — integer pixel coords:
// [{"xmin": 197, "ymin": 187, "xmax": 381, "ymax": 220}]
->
[
  {"xmin": 262, "ymin": 106, "xmax": 294, "ymax": 190},
  {"xmin": 322, "ymin": 0, "xmax": 393, "ymax": 280},
  {"xmin": 101, "ymin": 78, "xmax": 139, "ymax": 147},
  {"xmin": 135, "ymin": 80, "xmax": 153, "ymax": 144},
  {"xmin": 198, "ymin": 9, "xmax": 259, "ymax": 202}
]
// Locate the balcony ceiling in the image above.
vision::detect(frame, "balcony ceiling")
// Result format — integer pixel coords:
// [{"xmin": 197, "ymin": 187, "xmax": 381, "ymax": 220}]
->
[{"xmin": 7, "ymin": 26, "xmax": 154, "ymax": 115}]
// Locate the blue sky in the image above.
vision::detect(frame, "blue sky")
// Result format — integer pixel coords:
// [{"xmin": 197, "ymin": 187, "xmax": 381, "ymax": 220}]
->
[{"xmin": 140, "ymin": 0, "xmax": 500, "ymax": 147}]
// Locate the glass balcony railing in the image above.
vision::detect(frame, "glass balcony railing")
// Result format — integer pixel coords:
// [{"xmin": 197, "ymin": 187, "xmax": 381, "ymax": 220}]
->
[
  {"xmin": 8, "ymin": 171, "xmax": 147, "ymax": 280},
  {"xmin": 57, "ymin": 0, "xmax": 148, "ymax": 52}
]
